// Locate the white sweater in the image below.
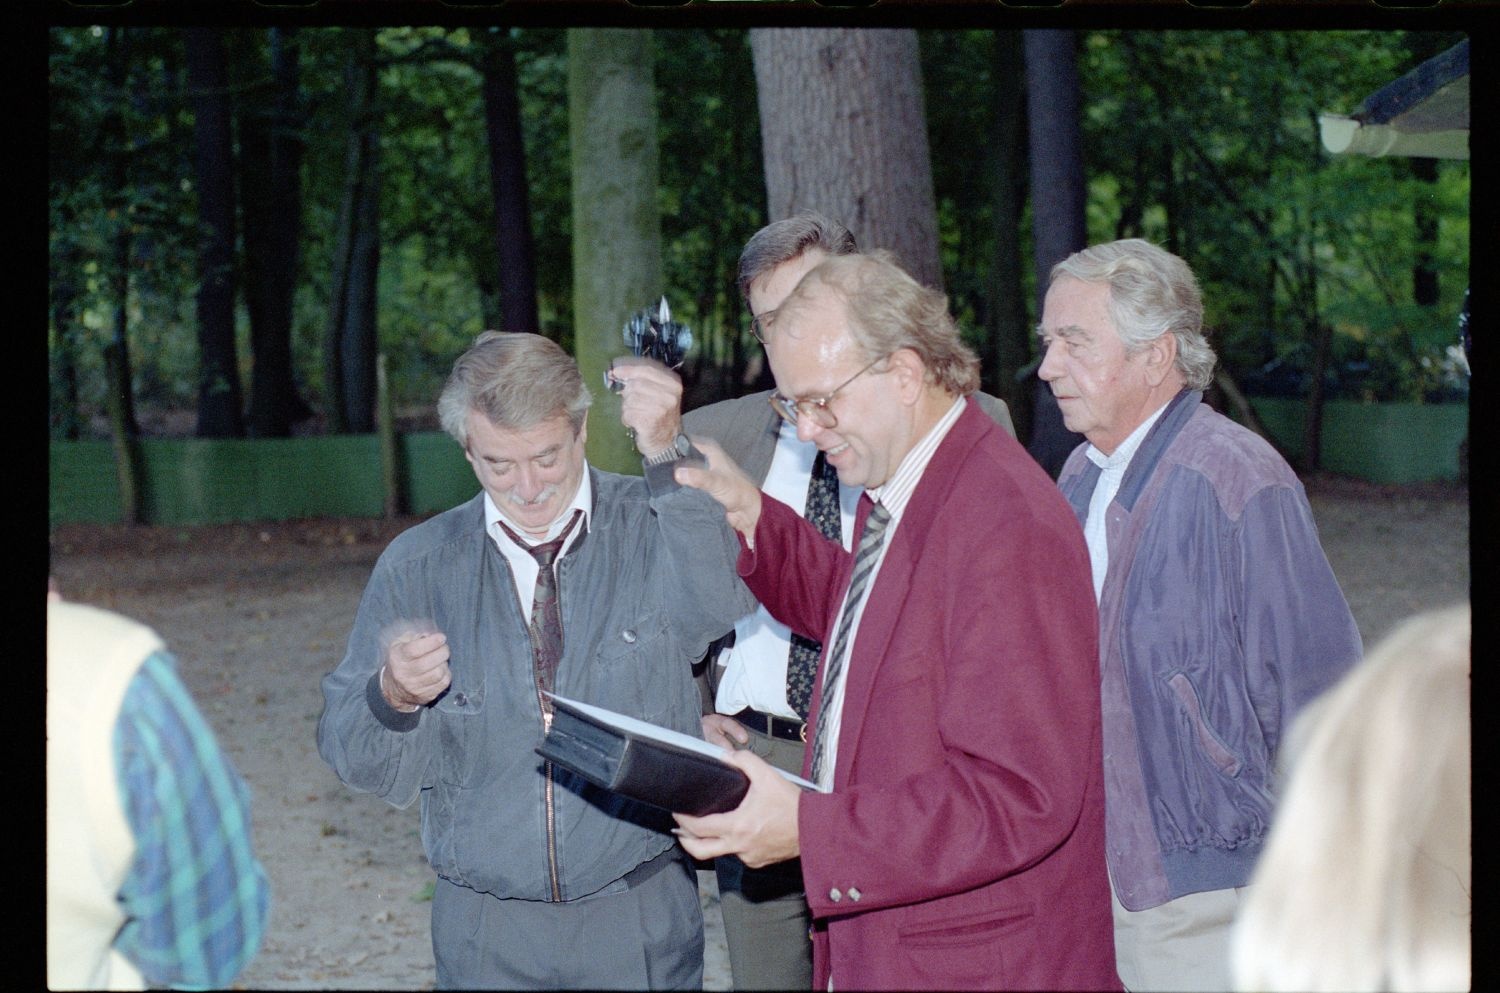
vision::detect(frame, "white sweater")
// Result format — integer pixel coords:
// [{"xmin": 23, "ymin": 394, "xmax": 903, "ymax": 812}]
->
[{"xmin": 47, "ymin": 601, "xmax": 161, "ymax": 990}]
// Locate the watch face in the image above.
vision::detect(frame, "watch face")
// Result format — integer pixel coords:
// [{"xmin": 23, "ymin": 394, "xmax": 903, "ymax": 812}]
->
[{"xmin": 675, "ymin": 434, "xmax": 691, "ymax": 456}]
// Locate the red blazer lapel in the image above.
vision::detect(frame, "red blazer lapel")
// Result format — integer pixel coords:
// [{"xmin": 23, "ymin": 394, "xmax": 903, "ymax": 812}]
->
[
  {"xmin": 800, "ymin": 494, "xmax": 868, "ymax": 780},
  {"xmin": 810, "ymin": 399, "xmax": 997, "ymax": 786},
  {"xmin": 830, "ymin": 527, "xmax": 914, "ymax": 786}
]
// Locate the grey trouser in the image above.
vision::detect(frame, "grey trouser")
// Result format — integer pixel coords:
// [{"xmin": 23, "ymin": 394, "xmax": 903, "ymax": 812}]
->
[
  {"xmin": 714, "ymin": 726, "xmax": 815, "ymax": 991},
  {"xmin": 431, "ymin": 849, "xmax": 704, "ymax": 990}
]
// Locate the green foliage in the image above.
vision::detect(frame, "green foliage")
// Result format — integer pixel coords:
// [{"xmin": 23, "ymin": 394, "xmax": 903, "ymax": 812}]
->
[
  {"xmin": 48, "ymin": 26, "xmax": 1471, "ymax": 442},
  {"xmin": 367, "ymin": 28, "xmax": 496, "ymax": 409},
  {"xmin": 1077, "ymin": 29, "xmax": 1469, "ymax": 402},
  {"xmin": 653, "ymin": 29, "xmax": 765, "ymax": 385},
  {"xmin": 511, "ymin": 31, "xmax": 574, "ymax": 342},
  {"xmin": 50, "ymin": 26, "xmax": 204, "ymax": 418},
  {"xmin": 920, "ymin": 31, "xmax": 1007, "ymax": 343}
]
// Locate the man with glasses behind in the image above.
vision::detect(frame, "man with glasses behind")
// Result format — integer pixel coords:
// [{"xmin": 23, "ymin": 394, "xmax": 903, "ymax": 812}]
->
[
  {"xmin": 671, "ymin": 250, "xmax": 1119, "ymax": 991},
  {"xmin": 677, "ymin": 213, "xmax": 1012, "ymax": 990}
]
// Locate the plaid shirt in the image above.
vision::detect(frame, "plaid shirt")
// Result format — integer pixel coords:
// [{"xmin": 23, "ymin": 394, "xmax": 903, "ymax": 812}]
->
[{"xmin": 112, "ymin": 650, "xmax": 269, "ymax": 989}]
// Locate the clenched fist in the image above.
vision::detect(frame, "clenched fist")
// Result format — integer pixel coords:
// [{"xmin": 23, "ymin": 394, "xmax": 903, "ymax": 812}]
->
[{"xmin": 380, "ymin": 625, "xmax": 451, "ymax": 712}]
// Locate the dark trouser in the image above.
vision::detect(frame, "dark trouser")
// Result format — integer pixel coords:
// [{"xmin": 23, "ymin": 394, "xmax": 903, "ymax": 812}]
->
[
  {"xmin": 714, "ymin": 725, "xmax": 815, "ymax": 991},
  {"xmin": 431, "ymin": 849, "xmax": 704, "ymax": 990}
]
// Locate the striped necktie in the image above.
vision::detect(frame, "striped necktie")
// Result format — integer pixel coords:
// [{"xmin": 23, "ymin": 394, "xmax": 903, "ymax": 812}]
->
[{"xmin": 809, "ymin": 499, "xmax": 892, "ymax": 784}]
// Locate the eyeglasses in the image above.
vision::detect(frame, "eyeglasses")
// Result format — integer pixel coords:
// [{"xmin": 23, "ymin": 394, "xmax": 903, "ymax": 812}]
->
[
  {"xmin": 768, "ymin": 356, "xmax": 887, "ymax": 430},
  {"xmin": 749, "ymin": 309, "xmax": 773, "ymax": 345}
]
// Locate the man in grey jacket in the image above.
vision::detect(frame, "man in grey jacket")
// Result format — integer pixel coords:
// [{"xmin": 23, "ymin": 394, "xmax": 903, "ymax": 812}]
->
[
  {"xmin": 317, "ymin": 331, "xmax": 753, "ymax": 989},
  {"xmin": 1038, "ymin": 239, "xmax": 1362, "ymax": 992}
]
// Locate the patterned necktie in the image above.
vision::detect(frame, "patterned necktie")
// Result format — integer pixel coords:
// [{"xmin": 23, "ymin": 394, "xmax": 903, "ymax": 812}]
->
[
  {"xmin": 786, "ymin": 450, "xmax": 843, "ymax": 719},
  {"xmin": 809, "ymin": 499, "xmax": 892, "ymax": 784},
  {"xmin": 499, "ymin": 510, "xmax": 582, "ymax": 726}
]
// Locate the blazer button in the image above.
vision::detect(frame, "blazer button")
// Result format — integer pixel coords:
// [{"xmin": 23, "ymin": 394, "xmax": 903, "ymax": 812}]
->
[
  {"xmin": 829, "ymin": 888, "xmax": 842, "ymax": 902},
  {"xmin": 848, "ymin": 886, "xmax": 861, "ymax": 902},
  {"xmin": 621, "ymin": 629, "xmax": 638, "ymax": 644}
]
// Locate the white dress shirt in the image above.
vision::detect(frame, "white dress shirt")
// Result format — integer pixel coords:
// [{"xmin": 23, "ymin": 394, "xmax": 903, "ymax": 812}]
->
[
  {"xmin": 1082, "ymin": 405, "xmax": 1166, "ymax": 602},
  {"xmin": 815, "ymin": 396, "xmax": 966, "ymax": 789},
  {"xmin": 483, "ymin": 471, "xmax": 594, "ymax": 615},
  {"xmin": 714, "ymin": 420, "xmax": 860, "ymax": 720}
]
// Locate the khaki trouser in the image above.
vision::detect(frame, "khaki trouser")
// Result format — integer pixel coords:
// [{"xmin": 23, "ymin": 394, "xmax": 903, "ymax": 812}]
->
[{"xmin": 1111, "ymin": 871, "xmax": 1244, "ymax": 992}]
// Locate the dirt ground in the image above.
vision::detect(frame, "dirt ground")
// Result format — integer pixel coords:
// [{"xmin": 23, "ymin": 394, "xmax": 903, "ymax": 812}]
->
[{"xmin": 47, "ymin": 474, "xmax": 1469, "ymax": 991}]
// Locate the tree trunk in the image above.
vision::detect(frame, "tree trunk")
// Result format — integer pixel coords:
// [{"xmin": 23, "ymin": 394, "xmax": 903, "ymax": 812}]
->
[
  {"xmin": 243, "ymin": 27, "xmax": 311, "ymax": 437},
  {"xmin": 1114, "ymin": 36, "xmax": 1148, "ymax": 242},
  {"xmin": 377, "ymin": 352, "xmax": 406, "ymax": 517},
  {"xmin": 1213, "ymin": 366, "xmax": 1276, "ymax": 447},
  {"xmin": 325, "ymin": 30, "xmax": 382, "ymax": 434},
  {"xmin": 987, "ymin": 30, "xmax": 1033, "ymax": 442},
  {"xmin": 751, "ymin": 28, "xmax": 943, "ymax": 289},
  {"xmin": 50, "ymin": 250, "xmax": 84, "ymax": 440},
  {"xmin": 186, "ymin": 26, "xmax": 245, "ymax": 438},
  {"xmin": 716, "ymin": 29, "xmax": 765, "ymax": 397},
  {"xmin": 342, "ymin": 143, "xmax": 382, "ymax": 435},
  {"xmin": 482, "ymin": 33, "xmax": 541, "ymax": 336},
  {"xmin": 105, "ymin": 27, "xmax": 141, "ymax": 438},
  {"xmin": 1301, "ymin": 260, "xmax": 1329, "ymax": 474},
  {"xmin": 1412, "ymin": 156, "xmax": 1440, "ymax": 306},
  {"xmin": 104, "ymin": 342, "xmax": 144, "ymax": 524},
  {"xmin": 1022, "ymin": 29, "xmax": 1087, "ymax": 475},
  {"xmin": 568, "ymin": 28, "xmax": 662, "ymax": 474}
]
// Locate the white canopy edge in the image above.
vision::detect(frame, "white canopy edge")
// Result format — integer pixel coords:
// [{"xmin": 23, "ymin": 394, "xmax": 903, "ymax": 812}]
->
[{"xmin": 1319, "ymin": 114, "xmax": 1469, "ymax": 161}]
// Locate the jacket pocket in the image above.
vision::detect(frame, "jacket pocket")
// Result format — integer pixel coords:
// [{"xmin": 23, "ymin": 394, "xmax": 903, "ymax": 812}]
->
[
  {"xmin": 1167, "ymin": 672, "xmax": 1242, "ymax": 776},
  {"xmin": 589, "ymin": 608, "xmax": 680, "ymax": 718},
  {"xmin": 433, "ymin": 671, "xmax": 487, "ymax": 786},
  {"xmin": 895, "ymin": 905, "xmax": 1028, "ymax": 986},
  {"xmin": 593, "ymin": 607, "xmax": 669, "ymax": 667},
  {"xmin": 897, "ymin": 903, "xmax": 1034, "ymax": 948}
]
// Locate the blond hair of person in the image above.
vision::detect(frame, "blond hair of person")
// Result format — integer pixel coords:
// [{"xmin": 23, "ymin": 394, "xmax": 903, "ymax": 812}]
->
[
  {"xmin": 792, "ymin": 250, "xmax": 980, "ymax": 398},
  {"xmin": 1231, "ymin": 604, "xmax": 1471, "ymax": 992}
]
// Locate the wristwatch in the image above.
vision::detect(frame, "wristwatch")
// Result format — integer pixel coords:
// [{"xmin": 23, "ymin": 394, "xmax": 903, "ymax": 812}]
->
[{"xmin": 644, "ymin": 432, "xmax": 695, "ymax": 466}]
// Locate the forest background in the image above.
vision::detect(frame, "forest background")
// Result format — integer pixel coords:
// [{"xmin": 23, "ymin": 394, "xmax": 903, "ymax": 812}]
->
[
  {"xmin": 43, "ymin": 11, "xmax": 1474, "ymax": 988},
  {"xmin": 48, "ymin": 17, "xmax": 1471, "ymax": 482}
]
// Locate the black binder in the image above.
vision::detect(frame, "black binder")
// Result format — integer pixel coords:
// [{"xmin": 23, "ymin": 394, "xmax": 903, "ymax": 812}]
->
[{"xmin": 536, "ymin": 694, "xmax": 819, "ymax": 816}]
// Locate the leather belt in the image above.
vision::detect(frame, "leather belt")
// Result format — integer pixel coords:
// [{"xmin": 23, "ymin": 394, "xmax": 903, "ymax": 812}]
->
[{"xmin": 732, "ymin": 707, "xmax": 808, "ymax": 743}]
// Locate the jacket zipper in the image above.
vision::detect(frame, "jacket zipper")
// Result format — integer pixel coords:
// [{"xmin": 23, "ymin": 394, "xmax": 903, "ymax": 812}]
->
[
  {"xmin": 538, "ymin": 663, "xmax": 562, "ymax": 902},
  {"xmin": 539, "ymin": 556, "xmax": 565, "ymax": 903},
  {"xmin": 543, "ymin": 758, "xmax": 562, "ymax": 902}
]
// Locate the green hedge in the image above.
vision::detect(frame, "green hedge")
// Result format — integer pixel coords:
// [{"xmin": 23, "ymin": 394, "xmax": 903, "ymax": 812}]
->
[
  {"xmin": 1246, "ymin": 398, "xmax": 1468, "ymax": 485},
  {"xmin": 50, "ymin": 400, "xmax": 1467, "ymax": 526},
  {"xmin": 49, "ymin": 432, "xmax": 480, "ymax": 527}
]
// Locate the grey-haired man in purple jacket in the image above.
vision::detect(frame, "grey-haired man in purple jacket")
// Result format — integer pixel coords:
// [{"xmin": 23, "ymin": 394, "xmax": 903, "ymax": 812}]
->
[{"xmin": 1038, "ymin": 239, "xmax": 1362, "ymax": 992}]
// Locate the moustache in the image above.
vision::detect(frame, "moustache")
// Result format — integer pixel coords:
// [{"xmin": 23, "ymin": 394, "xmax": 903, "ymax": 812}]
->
[{"xmin": 503, "ymin": 485, "xmax": 558, "ymax": 509}]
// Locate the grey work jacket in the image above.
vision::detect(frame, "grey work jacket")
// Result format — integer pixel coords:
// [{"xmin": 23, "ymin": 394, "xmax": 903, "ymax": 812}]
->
[{"xmin": 317, "ymin": 466, "xmax": 754, "ymax": 902}]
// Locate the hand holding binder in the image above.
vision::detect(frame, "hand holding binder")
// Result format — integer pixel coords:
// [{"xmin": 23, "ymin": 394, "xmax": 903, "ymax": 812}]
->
[{"xmin": 536, "ymin": 694, "xmax": 821, "ymax": 816}]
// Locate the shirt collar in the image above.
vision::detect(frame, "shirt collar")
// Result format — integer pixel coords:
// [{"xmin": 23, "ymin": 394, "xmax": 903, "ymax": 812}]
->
[
  {"xmin": 1085, "ymin": 402, "xmax": 1168, "ymax": 474},
  {"xmin": 868, "ymin": 395, "xmax": 967, "ymax": 519},
  {"xmin": 483, "ymin": 467, "xmax": 593, "ymax": 551}
]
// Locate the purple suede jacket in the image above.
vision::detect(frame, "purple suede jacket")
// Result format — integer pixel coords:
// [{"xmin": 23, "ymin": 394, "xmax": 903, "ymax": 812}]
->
[{"xmin": 1057, "ymin": 390, "xmax": 1362, "ymax": 910}]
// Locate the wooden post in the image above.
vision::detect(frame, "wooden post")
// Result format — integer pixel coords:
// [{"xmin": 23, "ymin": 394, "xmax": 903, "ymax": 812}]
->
[
  {"xmin": 377, "ymin": 352, "xmax": 405, "ymax": 518},
  {"xmin": 103, "ymin": 342, "xmax": 142, "ymax": 525}
]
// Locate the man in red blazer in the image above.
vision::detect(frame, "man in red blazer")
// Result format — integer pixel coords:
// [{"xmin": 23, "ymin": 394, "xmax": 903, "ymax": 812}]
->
[{"xmin": 675, "ymin": 251, "xmax": 1121, "ymax": 991}]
